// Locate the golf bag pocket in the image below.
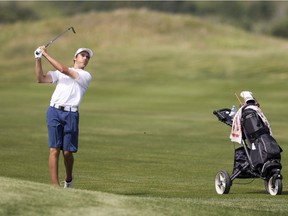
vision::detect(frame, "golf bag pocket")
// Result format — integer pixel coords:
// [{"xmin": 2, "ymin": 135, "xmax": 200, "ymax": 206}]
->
[
  {"xmin": 250, "ymin": 134, "xmax": 282, "ymax": 168},
  {"xmin": 242, "ymin": 108, "xmax": 269, "ymax": 141}
]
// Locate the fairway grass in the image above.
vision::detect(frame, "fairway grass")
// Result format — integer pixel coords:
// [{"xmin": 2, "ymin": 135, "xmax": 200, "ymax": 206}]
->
[
  {"xmin": 1, "ymin": 8, "xmax": 288, "ymax": 215},
  {"xmin": 1, "ymin": 176, "xmax": 288, "ymax": 216}
]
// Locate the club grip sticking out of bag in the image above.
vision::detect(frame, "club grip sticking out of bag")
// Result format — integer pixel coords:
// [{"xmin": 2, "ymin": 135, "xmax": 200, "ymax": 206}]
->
[{"xmin": 235, "ymin": 93, "xmax": 243, "ymax": 106}]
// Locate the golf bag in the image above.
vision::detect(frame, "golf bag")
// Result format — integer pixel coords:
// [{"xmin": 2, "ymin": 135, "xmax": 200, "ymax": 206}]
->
[
  {"xmin": 241, "ymin": 105, "xmax": 282, "ymax": 169},
  {"xmin": 213, "ymin": 105, "xmax": 283, "ymax": 195}
]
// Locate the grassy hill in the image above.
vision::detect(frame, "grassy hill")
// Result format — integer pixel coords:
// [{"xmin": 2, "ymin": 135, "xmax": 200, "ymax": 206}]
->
[{"xmin": 1, "ymin": 9, "xmax": 288, "ymax": 215}]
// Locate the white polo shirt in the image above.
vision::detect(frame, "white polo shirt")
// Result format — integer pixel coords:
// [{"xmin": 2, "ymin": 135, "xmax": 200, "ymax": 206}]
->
[{"xmin": 48, "ymin": 68, "xmax": 92, "ymax": 107}]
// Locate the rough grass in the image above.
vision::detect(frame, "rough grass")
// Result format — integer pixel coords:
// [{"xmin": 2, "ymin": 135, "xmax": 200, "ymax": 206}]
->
[{"xmin": 1, "ymin": 8, "xmax": 288, "ymax": 215}]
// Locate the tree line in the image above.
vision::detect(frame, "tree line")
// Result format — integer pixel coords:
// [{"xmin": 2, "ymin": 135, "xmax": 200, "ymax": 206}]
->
[{"xmin": 2, "ymin": 1, "xmax": 288, "ymax": 39}]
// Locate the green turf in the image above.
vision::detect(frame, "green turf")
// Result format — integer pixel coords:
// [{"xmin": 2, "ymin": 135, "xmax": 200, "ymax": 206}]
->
[{"xmin": 1, "ymin": 9, "xmax": 288, "ymax": 215}]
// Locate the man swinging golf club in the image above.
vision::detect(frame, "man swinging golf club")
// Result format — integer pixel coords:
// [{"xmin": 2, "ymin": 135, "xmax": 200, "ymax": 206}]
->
[{"xmin": 34, "ymin": 45, "xmax": 93, "ymax": 188}]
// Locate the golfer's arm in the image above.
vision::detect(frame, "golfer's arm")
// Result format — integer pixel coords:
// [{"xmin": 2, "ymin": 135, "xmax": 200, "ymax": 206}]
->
[
  {"xmin": 35, "ymin": 59, "xmax": 52, "ymax": 83},
  {"xmin": 42, "ymin": 53, "xmax": 79, "ymax": 79}
]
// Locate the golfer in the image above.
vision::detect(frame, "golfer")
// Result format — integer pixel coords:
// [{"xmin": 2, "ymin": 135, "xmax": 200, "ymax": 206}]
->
[{"xmin": 34, "ymin": 46, "xmax": 93, "ymax": 188}]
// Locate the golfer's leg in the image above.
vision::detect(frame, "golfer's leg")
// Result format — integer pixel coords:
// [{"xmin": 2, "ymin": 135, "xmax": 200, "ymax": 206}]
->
[
  {"xmin": 49, "ymin": 148, "xmax": 60, "ymax": 187},
  {"xmin": 63, "ymin": 151, "xmax": 74, "ymax": 182}
]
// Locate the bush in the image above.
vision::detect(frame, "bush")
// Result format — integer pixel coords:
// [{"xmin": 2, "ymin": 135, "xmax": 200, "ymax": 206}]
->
[
  {"xmin": 0, "ymin": 2, "xmax": 39, "ymax": 23},
  {"xmin": 270, "ymin": 20, "xmax": 288, "ymax": 38}
]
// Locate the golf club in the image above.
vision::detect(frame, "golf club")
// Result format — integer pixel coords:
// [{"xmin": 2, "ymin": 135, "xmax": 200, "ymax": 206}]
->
[{"xmin": 36, "ymin": 26, "xmax": 76, "ymax": 54}]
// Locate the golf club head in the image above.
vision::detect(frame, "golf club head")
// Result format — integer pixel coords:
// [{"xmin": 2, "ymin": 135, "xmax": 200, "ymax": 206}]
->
[{"xmin": 70, "ymin": 26, "xmax": 76, "ymax": 34}]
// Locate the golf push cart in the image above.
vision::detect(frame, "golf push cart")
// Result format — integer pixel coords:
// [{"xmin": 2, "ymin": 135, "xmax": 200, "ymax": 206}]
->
[{"xmin": 213, "ymin": 91, "xmax": 283, "ymax": 196}]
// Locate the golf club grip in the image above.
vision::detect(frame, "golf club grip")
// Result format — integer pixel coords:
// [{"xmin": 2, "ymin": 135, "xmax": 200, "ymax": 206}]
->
[
  {"xmin": 45, "ymin": 41, "xmax": 52, "ymax": 48},
  {"xmin": 35, "ymin": 42, "xmax": 50, "ymax": 55}
]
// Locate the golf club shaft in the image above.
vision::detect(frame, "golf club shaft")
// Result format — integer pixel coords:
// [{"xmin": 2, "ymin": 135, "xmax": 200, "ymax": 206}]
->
[{"xmin": 45, "ymin": 26, "xmax": 76, "ymax": 48}]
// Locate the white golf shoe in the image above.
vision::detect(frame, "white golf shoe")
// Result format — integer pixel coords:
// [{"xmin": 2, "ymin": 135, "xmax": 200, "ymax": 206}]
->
[{"xmin": 64, "ymin": 179, "xmax": 73, "ymax": 188}]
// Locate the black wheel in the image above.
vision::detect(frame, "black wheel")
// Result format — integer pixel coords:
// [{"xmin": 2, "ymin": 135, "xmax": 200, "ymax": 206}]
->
[
  {"xmin": 267, "ymin": 177, "xmax": 282, "ymax": 195},
  {"xmin": 215, "ymin": 170, "xmax": 231, "ymax": 194}
]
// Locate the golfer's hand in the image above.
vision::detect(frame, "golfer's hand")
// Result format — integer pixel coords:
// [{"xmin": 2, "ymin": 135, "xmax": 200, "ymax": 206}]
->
[
  {"xmin": 39, "ymin": 46, "xmax": 47, "ymax": 56},
  {"xmin": 34, "ymin": 48, "xmax": 42, "ymax": 59}
]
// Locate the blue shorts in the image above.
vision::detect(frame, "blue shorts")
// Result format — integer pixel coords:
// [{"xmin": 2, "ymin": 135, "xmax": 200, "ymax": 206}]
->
[{"xmin": 46, "ymin": 106, "xmax": 79, "ymax": 152}]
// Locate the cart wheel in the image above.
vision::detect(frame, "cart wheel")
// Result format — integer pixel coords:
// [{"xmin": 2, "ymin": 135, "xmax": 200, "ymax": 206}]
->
[
  {"xmin": 215, "ymin": 170, "xmax": 231, "ymax": 194},
  {"xmin": 267, "ymin": 177, "xmax": 282, "ymax": 196}
]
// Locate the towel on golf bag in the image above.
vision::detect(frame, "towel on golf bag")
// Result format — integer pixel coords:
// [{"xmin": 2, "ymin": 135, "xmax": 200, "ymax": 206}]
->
[{"xmin": 230, "ymin": 105, "xmax": 272, "ymax": 144}]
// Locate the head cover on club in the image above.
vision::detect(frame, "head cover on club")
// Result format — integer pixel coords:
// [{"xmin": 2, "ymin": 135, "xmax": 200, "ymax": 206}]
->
[
  {"xmin": 74, "ymin": 48, "xmax": 93, "ymax": 58},
  {"xmin": 240, "ymin": 91, "xmax": 254, "ymax": 103}
]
